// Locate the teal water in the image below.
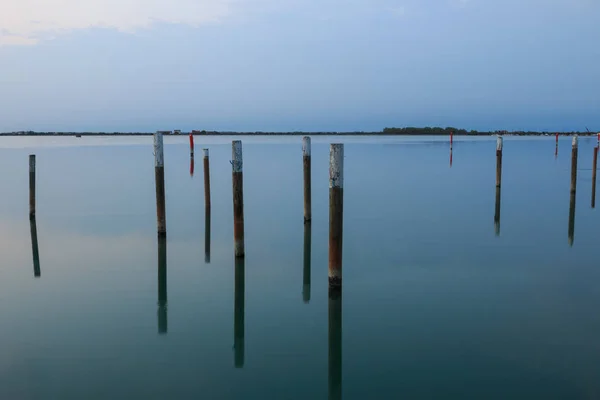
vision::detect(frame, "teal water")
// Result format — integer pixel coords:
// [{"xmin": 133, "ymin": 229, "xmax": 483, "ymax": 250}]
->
[{"xmin": 1, "ymin": 135, "xmax": 599, "ymax": 399}]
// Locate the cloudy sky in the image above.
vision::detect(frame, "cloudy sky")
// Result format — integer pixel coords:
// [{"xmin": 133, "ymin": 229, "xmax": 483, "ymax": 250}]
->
[{"xmin": 0, "ymin": 0, "xmax": 598, "ymax": 132}]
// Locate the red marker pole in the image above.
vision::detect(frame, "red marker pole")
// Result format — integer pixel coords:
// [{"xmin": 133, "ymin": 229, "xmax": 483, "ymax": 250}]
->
[
  {"xmin": 189, "ymin": 133, "xmax": 195, "ymax": 158},
  {"xmin": 450, "ymin": 131, "xmax": 453, "ymax": 147}
]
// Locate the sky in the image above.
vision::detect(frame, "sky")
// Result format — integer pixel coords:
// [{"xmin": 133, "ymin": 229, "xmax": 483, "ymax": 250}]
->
[{"xmin": 0, "ymin": 0, "xmax": 598, "ymax": 132}]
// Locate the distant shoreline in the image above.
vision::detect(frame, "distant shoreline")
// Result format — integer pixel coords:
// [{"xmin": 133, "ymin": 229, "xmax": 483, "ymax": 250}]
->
[{"xmin": 0, "ymin": 130, "xmax": 595, "ymax": 137}]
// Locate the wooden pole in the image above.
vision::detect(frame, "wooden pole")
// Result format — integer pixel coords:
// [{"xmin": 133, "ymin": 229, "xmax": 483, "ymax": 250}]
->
[
  {"xmin": 205, "ymin": 205, "xmax": 211, "ymax": 263},
  {"xmin": 303, "ymin": 222, "xmax": 312, "ymax": 303},
  {"xmin": 232, "ymin": 141, "xmax": 245, "ymax": 258},
  {"xmin": 154, "ymin": 132, "xmax": 166, "ymax": 236},
  {"xmin": 495, "ymin": 136, "xmax": 503, "ymax": 188},
  {"xmin": 158, "ymin": 236, "xmax": 167, "ymax": 334},
  {"xmin": 303, "ymin": 136, "xmax": 312, "ymax": 222},
  {"xmin": 568, "ymin": 192, "xmax": 576, "ymax": 247},
  {"xmin": 592, "ymin": 147, "xmax": 598, "ymax": 208},
  {"xmin": 571, "ymin": 136, "xmax": 578, "ymax": 194},
  {"xmin": 29, "ymin": 155, "xmax": 36, "ymax": 218},
  {"xmin": 203, "ymin": 149, "xmax": 211, "ymax": 208},
  {"xmin": 328, "ymin": 290, "xmax": 342, "ymax": 400},
  {"xmin": 30, "ymin": 216, "xmax": 41, "ymax": 278},
  {"xmin": 234, "ymin": 257, "xmax": 245, "ymax": 368},
  {"xmin": 494, "ymin": 186, "xmax": 501, "ymax": 236},
  {"xmin": 329, "ymin": 144, "xmax": 344, "ymax": 292}
]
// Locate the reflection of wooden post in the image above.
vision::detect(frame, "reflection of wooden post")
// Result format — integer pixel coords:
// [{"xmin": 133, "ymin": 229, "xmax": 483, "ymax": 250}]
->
[
  {"xmin": 449, "ymin": 148, "xmax": 453, "ymax": 168},
  {"xmin": 234, "ymin": 257, "xmax": 245, "ymax": 368},
  {"xmin": 303, "ymin": 137, "xmax": 312, "ymax": 222},
  {"xmin": 568, "ymin": 192, "xmax": 576, "ymax": 247},
  {"xmin": 494, "ymin": 186, "xmax": 501, "ymax": 236},
  {"xmin": 30, "ymin": 217, "xmax": 41, "ymax": 278},
  {"xmin": 303, "ymin": 222, "xmax": 312, "ymax": 303},
  {"xmin": 158, "ymin": 236, "xmax": 167, "ymax": 334},
  {"xmin": 154, "ymin": 132, "xmax": 166, "ymax": 236},
  {"xmin": 232, "ymin": 141, "xmax": 245, "ymax": 258},
  {"xmin": 555, "ymin": 133, "xmax": 559, "ymax": 158},
  {"xmin": 328, "ymin": 290, "xmax": 342, "ymax": 400},
  {"xmin": 571, "ymin": 136, "xmax": 578, "ymax": 194},
  {"xmin": 203, "ymin": 149, "xmax": 211, "ymax": 208},
  {"xmin": 592, "ymin": 147, "xmax": 598, "ymax": 208},
  {"xmin": 205, "ymin": 206, "xmax": 211, "ymax": 264},
  {"xmin": 189, "ymin": 157, "xmax": 194, "ymax": 177},
  {"xmin": 496, "ymin": 137, "xmax": 503, "ymax": 188},
  {"xmin": 329, "ymin": 144, "xmax": 344, "ymax": 291},
  {"xmin": 29, "ymin": 155, "xmax": 36, "ymax": 218}
]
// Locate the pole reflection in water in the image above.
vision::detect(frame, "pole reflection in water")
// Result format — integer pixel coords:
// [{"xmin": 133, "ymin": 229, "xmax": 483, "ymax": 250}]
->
[
  {"xmin": 234, "ymin": 257, "xmax": 245, "ymax": 368},
  {"xmin": 328, "ymin": 289, "xmax": 342, "ymax": 400},
  {"xmin": 449, "ymin": 147, "xmax": 453, "ymax": 168},
  {"xmin": 303, "ymin": 222, "xmax": 312, "ymax": 303},
  {"xmin": 494, "ymin": 186, "xmax": 501, "ymax": 236},
  {"xmin": 568, "ymin": 192, "xmax": 576, "ymax": 247},
  {"xmin": 29, "ymin": 217, "xmax": 41, "ymax": 278},
  {"xmin": 205, "ymin": 206, "xmax": 211, "ymax": 264},
  {"xmin": 158, "ymin": 236, "xmax": 168, "ymax": 334},
  {"xmin": 592, "ymin": 147, "xmax": 598, "ymax": 208},
  {"xmin": 190, "ymin": 157, "xmax": 195, "ymax": 177}
]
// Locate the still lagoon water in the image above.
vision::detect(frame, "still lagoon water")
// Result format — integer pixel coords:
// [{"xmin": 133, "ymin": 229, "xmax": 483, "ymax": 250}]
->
[{"xmin": 1, "ymin": 135, "xmax": 600, "ymax": 399}]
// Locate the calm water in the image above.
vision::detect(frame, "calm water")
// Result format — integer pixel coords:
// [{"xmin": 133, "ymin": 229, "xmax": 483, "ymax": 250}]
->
[{"xmin": 1, "ymin": 135, "xmax": 600, "ymax": 399}]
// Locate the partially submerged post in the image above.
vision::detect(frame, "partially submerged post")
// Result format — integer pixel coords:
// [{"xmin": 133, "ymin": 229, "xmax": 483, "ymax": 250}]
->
[
  {"xmin": 571, "ymin": 136, "xmax": 578, "ymax": 194},
  {"xmin": 328, "ymin": 290, "xmax": 342, "ymax": 400},
  {"xmin": 568, "ymin": 192, "xmax": 576, "ymax": 246},
  {"xmin": 234, "ymin": 257, "xmax": 245, "ymax": 368},
  {"xmin": 189, "ymin": 132, "xmax": 194, "ymax": 158},
  {"xmin": 232, "ymin": 141, "xmax": 245, "ymax": 258},
  {"xmin": 203, "ymin": 149, "xmax": 211, "ymax": 208},
  {"xmin": 303, "ymin": 137, "xmax": 312, "ymax": 222},
  {"xmin": 303, "ymin": 222, "xmax": 312, "ymax": 303},
  {"xmin": 29, "ymin": 155, "xmax": 36, "ymax": 218},
  {"xmin": 592, "ymin": 147, "xmax": 598, "ymax": 208},
  {"xmin": 496, "ymin": 136, "xmax": 503, "ymax": 188},
  {"xmin": 329, "ymin": 144, "xmax": 344, "ymax": 292},
  {"xmin": 205, "ymin": 206, "xmax": 211, "ymax": 263},
  {"xmin": 158, "ymin": 236, "xmax": 168, "ymax": 334},
  {"xmin": 154, "ymin": 132, "xmax": 167, "ymax": 236},
  {"xmin": 29, "ymin": 217, "xmax": 41, "ymax": 278},
  {"xmin": 494, "ymin": 186, "xmax": 501, "ymax": 236},
  {"xmin": 189, "ymin": 157, "xmax": 194, "ymax": 177}
]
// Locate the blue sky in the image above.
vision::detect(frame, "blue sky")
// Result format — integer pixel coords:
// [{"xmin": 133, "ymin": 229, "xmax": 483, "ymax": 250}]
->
[{"xmin": 0, "ymin": 0, "xmax": 598, "ymax": 132}]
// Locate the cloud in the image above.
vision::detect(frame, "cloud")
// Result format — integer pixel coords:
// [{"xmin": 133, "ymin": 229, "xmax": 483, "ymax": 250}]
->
[{"xmin": 0, "ymin": 0, "xmax": 239, "ymax": 46}]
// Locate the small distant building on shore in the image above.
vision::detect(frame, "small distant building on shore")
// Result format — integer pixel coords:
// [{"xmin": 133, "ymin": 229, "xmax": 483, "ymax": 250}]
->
[{"xmin": 174, "ymin": 130, "xmax": 182, "ymax": 135}]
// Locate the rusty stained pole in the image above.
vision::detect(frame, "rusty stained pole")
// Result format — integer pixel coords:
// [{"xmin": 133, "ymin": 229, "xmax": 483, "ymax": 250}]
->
[
  {"xmin": 329, "ymin": 144, "xmax": 344, "ymax": 292},
  {"xmin": 154, "ymin": 132, "xmax": 167, "ymax": 236},
  {"xmin": 29, "ymin": 155, "xmax": 36, "ymax": 218},
  {"xmin": 303, "ymin": 136, "xmax": 312, "ymax": 222},
  {"xmin": 232, "ymin": 141, "xmax": 245, "ymax": 258}
]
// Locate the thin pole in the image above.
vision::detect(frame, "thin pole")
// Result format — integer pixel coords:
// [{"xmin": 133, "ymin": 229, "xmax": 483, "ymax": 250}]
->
[
  {"xmin": 29, "ymin": 155, "xmax": 36, "ymax": 218},
  {"xmin": 154, "ymin": 132, "xmax": 166, "ymax": 236},
  {"xmin": 303, "ymin": 136, "xmax": 312, "ymax": 222},
  {"xmin": 189, "ymin": 132, "xmax": 194, "ymax": 158},
  {"xmin": 232, "ymin": 141, "xmax": 245, "ymax": 258},
  {"xmin": 571, "ymin": 136, "xmax": 578, "ymax": 194},
  {"xmin": 592, "ymin": 147, "xmax": 598, "ymax": 208},
  {"xmin": 329, "ymin": 144, "xmax": 344, "ymax": 292},
  {"xmin": 496, "ymin": 136, "xmax": 503, "ymax": 188},
  {"xmin": 205, "ymin": 205, "xmax": 211, "ymax": 263},
  {"xmin": 30, "ymin": 217, "xmax": 41, "ymax": 278},
  {"xmin": 494, "ymin": 186, "xmax": 501, "ymax": 236},
  {"xmin": 203, "ymin": 149, "xmax": 211, "ymax": 208}
]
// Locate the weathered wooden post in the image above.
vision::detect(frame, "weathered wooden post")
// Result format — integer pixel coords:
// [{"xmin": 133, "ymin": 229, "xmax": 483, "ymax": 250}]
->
[
  {"xmin": 29, "ymin": 155, "xmax": 36, "ymax": 218},
  {"xmin": 329, "ymin": 144, "xmax": 344, "ymax": 291},
  {"xmin": 303, "ymin": 222, "xmax": 312, "ymax": 303},
  {"xmin": 328, "ymin": 290, "xmax": 342, "ymax": 400},
  {"xmin": 158, "ymin": 236, "xmax": 168, "ymax": 334},
  {"xmin": 494, "ymin": 187, "xmax": 501, "ymax": 236},
  {"xmin": 154, "ymin": 132, "xmax": 167, "ymax": 236},
  {"xmin": 571, "ymin": 136, "xmax": 578, "ymax": 194},
  {"xmin": 232, "ymin": 141, "xmax": 245, "ymax": 258},
  {"xmin": 303, "ymin": 136, "xmax": 312, "ymax": 222},
  {"xmin": 29, "ymin": 217, "xmax": 41, "ymax": 278},
  {"xmin": 568, "ymin": 192, "xmax": 576, "ymax": 247},
  {"xmin": 496, "ymin": 136, "xmax": 503, "ymax": 188},
  {"xmin": 234, "ymin": 257, "xmax": 245, "ymax": 368},
  {"xmin": 592, "ymin": 147, "xmax": 598, "ymax": 208},
  {"xmin": 203, "ymin": 149, "xmax": 211, "ymax": 208},
  {"xmin": 205, "ymin": 205, "xmax": 211, "ymax": 264},
  {"xmin": 450, "ymin": 131, "xmax": 453, "ymax": 147}
]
